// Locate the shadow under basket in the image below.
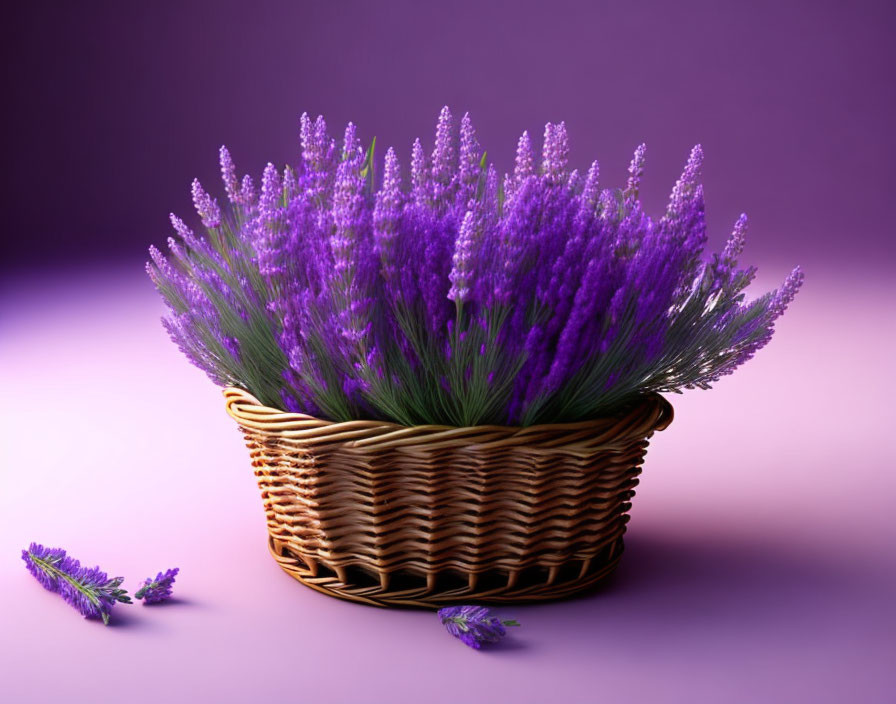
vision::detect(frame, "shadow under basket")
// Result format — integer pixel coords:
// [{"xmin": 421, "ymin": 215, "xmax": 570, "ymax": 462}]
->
[{"xmin": 224, "ymin": 387, "xmax": 673, "ymax": 608}]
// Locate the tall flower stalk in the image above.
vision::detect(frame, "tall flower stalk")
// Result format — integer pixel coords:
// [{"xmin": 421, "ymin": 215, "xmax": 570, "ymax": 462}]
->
[{"xmin": 148, "ymin": 107, "xmax": 803, "ymax": 427}]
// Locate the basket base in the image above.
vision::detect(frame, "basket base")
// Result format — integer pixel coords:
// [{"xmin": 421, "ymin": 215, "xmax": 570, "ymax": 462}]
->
[{"xmin": 266, "ymin": 536, "xmax": 625, "ymax": 608}]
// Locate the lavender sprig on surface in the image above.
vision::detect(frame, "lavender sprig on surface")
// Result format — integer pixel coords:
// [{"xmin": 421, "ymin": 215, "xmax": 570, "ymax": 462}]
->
[
  {"xmin": 438, "ymin": 605, "xmax": 520, "ymax": 649},
  {"xmin": 148, "ymin": 107, "xmax": 804, "ymax": 427},
  {"xmin": 135, "ymin": 568, "xmax": 179, "ymax": 604},
  {"xmin": 22, "ymin": 543, "xmax": 131, "ymax": 625}
]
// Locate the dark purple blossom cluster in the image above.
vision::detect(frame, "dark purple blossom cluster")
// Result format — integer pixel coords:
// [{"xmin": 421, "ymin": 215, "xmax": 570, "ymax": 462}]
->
[
  {"xmin": 148, "ymin": 108, "xmax": 803, "ymax": 426},
  {"xmin": 22, "ymin": 543, "xmax": 131, "ymax": 625},
  {"xmin": 135, "ymin": 567, "xmax": 179, "ymax": 604},
  {"xmin": 438, "ymin": 605, "xmax": 520, "ymax": 649}
]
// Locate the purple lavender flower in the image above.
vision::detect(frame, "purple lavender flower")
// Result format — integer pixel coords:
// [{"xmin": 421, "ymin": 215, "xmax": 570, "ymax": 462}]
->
[
  {"xmin": 457, "ymin": 111, "xmax": 481, "ymax": 204},
  {"xmin": 239, "ymin": 174, "xmax": 255, "ymax": 206},
  {"xmin": 666, "ymin": 144, "xmax": 704, "ymax": 217},
  {"xmin": 541, "ymin": 121, "xmax": 569, "ymax": 182},
  {"xmin": 22, "ymin": 543, "xmax": 131, "ymax": 625},
  {"xmin": 374, "ymin": 146, "xmax": 402, "ymax": 279},
  {"xmin": 191, "ymin": 178, "xmax": 221, "ymax": 228},
  {"xmin": 219, "ymin": 145, "xmax": 239, "ymax": 203},
  {"xmin": 431, "ymin": 106, "xmax": 455, "ymax": 188},
  {"xmin": 438, "ymin": 605, "xmax": 520, "ymax": 649},
  {"xmin": 581, "ymin": 160, "xmax": 600, "ymax": 210},
  {"xmin": 448, "ymin": 211, "xmax": 477, "ymax": 303},
  {"xmin": 410, "ymin": 137, "xmax": 428, "ymax": 204},
  {"xmin": 504, "ymin": 127, "xmax": 547, "ymax": 202},
  {"xmin": 147, "ymin": 108, "xmax": 803, "ymax": 427},
  {"xmin": 259, "ymin": 162, "xmax": 282, "ymax": 224},
  {"xmin": 623, "ymin": 143, "xmax": 647, "ymax": 202},
  {"xmin": 134, "ymin": 568, "xmax": 179, "ymax": 604}
]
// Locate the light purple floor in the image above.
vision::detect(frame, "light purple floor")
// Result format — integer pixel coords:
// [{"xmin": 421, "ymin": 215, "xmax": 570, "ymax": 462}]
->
[{"xmin": 1, "ymin": 266, "xmax": 893, "ymax": 703}]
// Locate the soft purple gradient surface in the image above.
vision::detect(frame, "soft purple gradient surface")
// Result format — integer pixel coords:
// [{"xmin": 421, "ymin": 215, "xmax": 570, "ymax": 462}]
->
[
  {"xmin": 1, "ymin": 267, "xmax": 893, "ymax": 703},
  {"xmin": 3, "ymin": 1, "xmax": 895, "ymax": 700},
  {"xmin": 5, "ymin": 0, "xmax": 895, "ymax": 273}
]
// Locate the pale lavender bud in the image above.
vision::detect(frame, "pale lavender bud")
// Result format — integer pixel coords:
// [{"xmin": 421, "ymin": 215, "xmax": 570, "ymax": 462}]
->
[
  {"xmin": 299, "ymin": 112, "xmax": 314, "ymax": 165},
  {"xmin": 331, "ymin": 154, "xmax": 365, "ymax": 274},
  {"xmin": 169, "ymin": 213, "xmax": 193, "ymax": 241},
  {"xmin": 149, "ymin": 244, "xmax": 175, "ymax": 281},
  {"xmin": 191, "ymin": 179, "xmax": 221, "ymax": 228},
  {"xmin": 623, "ymin": 144, "xmax": 646, "ymax": 201},
  {"xmin": 667, "ymin": 144, "xmax": 703, "ymax": 215},
  {"xmin": 239, "ymin": 174, "xmax": 255, "ymax": 206},
  {"xmin": 513, "ymin": 131, "xmax": 535, "ymax": 185},
  {"xmin": 300, "ymin": 113, "xmax": 331, "ymax": 170},
  {"xmin": 342, "ymin": 122, "xmax": 359, "ymax": 160},
  {"xmin": 448, "ymin": 210, "xmax": 477, "ymax": 303},
  {"xmin": 380, "ymin": 147, "xmax": 401, "ymax": 203},
  {"xmin": 374, "ymin": 147, "xmax": 402, "ymax": 266},
  {"xmin": 169, "ymin": 213, "xmax": 208, "ymax": 255},
  {"xmin": 432, "ymin": 106, "xmax": 455, "ymax": 184},
  {"xmin": 598, "ymin": 188, "xmax": 618, "ymax": 221},
  {"xmin": 581, "ymin": 160, "xmax": 600, "ymax": 210},
  {"xmin": 259, "ymin": 163, "xmax": 282, "ymax": 224},
  {"xmin": 723, "ymin": 213, "xmax": 748, "ymax": 264},
  {"xmin": 504, "ymin": 131, "xmax": 535, "ymax": 206},
  {"xmin": 501, "ymin": 172, "xmax": 513, "ymax": 205},
  {"xmin": 166, "ymin": 236, "xmax": 186, "ymax": 264},
  {"xmin": 541, "ymin": 121, "xmax": 569, "ymax": 181},
  {"xmin": 283, "ymin": 166, "xmax": 297, "ymax": 199},
  {"xmin": 411, "ymin": 137, "xmax": 427, "ymax": 199},
  {"xmin": 459, "ymin": 112, "xmax": 480, "ymax": 188},
  {"xmin": 772, "ymin": 266, "xmax": 804, "ymax": 316},
  {"xmin": 314, "ymin": 115, "xmax": 329, "ymax": 147},
  {"xmin": 219, "ymin": 145, "xmax": 239, "ymax": 203}
]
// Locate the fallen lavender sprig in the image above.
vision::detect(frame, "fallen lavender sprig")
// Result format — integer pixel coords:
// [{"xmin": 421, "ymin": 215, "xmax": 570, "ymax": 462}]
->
[
  {"xmin": 22, "ymin": 543, "xmax": 131, "ymax": 625},
  {"xmin": 135, "ymin": 567, "xmax": 179, "ymax": 604},
  {"xmin": 438, "ymin": 605, "xmax": 520, "ymax": 649}
]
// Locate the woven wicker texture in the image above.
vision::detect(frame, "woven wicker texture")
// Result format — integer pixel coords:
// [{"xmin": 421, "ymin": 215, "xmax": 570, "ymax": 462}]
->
[{"xmin": 224, "ymin": 387, "xmax": 673, "ymax": 608}]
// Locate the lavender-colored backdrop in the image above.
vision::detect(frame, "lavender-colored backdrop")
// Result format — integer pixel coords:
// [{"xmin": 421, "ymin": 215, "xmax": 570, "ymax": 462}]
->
[
  {"xmin": 5, "ymin": 0, "xmax": 895, "ymax": 274},
  {"xmin": 2, "ymin": 3, "xmax": 895, "ymax": 703}
]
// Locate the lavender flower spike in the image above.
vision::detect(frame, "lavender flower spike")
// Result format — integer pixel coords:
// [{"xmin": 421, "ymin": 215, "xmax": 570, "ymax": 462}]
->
[
  {"xmin": 191, "ymin": 178, "xmax": 221, "ymax": 228},
  {"xmin": 623, "ymin": 143, "xmax": 647, "ymax": 201},
  {"xmin": 431, "ymin": 105, "xmax": 455, "ymax": 185},
  {"xmin": 667, "ymin": 144, "xmax": 704, "ymax": 215},
  {"xmin": 514, "ymin": 131, "xmax": 535, "ymax": 183},
  {"xmin": 541, "ymin": 121, "xmax": 569, "ymax": 181},
  {"xmin": 505, "ymin": 130, "xmax": 535, "ymax": 205},
  {"xmin": 438, "ymin": 605, "xmax": 520, "ymax": 649},
  {"xmin": 722, "ymin": 213, "xmax": 749, "ymax": 264},
  {"xmin": 448, "ymin": 210, "xmax": 477, "ymax": 303},
  {"xmin": 219, "ymin": 145, "xmax": 239, "ymax": 203},
  {"xmin": 410, "ymin": 137, "xmax": 428, "ymax": 203},
  {"xmin": 22, "ymin": 543, "xmax": 131, "ymax": 625},
  {"xmin": 135, "ymin": 568, "xmax": 180, "ymax": 604},
  {"xmin": 582, "ymin": 160, "xmax": 600, "ymax": 208},
  {"xmin": 259, "ymin": 163, "xmax": 282, "ymax": 224}
]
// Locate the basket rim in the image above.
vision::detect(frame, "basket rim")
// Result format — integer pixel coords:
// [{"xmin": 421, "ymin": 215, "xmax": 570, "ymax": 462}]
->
[{"xmin": 223, "ymin": 385, "xmax": 673, "ymax": 448}]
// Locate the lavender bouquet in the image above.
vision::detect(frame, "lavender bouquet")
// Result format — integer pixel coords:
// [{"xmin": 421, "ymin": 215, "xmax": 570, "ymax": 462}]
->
[{"xmin": 147, "ymin": 108, "xmax": 802, "ymax": 427}]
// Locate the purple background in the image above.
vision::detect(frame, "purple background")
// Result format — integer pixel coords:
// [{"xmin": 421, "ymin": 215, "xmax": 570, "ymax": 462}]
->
[
  {"xmin": 2, "ymin": 2, "xmax": 895, "ymax": 702},
  {"xmin": 5, "ymin": 0, "xmax": 895, "ymax": 274}
]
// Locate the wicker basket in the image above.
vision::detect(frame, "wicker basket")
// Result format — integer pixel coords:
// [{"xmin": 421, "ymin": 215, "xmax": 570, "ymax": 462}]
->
[{"xmin": 224, "ymin": 386, "xmax": 673, "ymax": 608}]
